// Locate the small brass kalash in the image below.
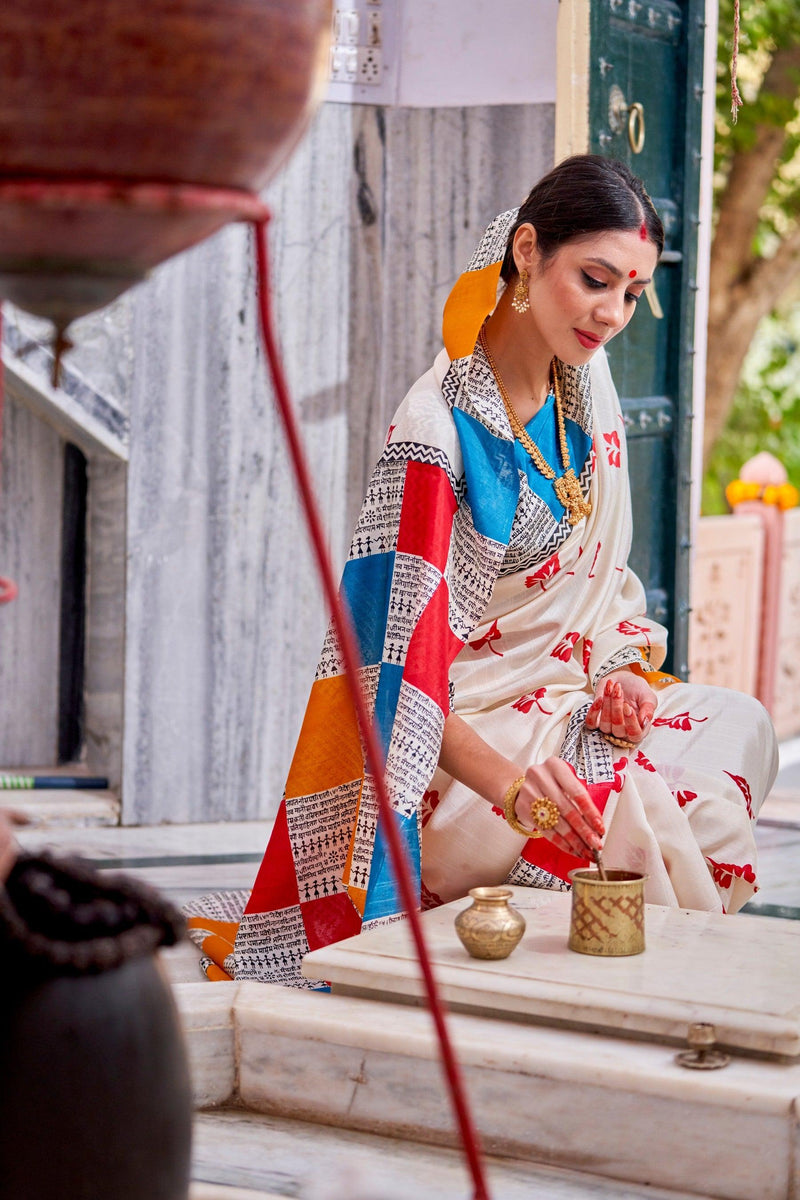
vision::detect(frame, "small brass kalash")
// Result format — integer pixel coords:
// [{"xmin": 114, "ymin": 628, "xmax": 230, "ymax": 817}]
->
[{"xmin": 454, "ymin": 887, "xmax": 526, "ymax": 960}]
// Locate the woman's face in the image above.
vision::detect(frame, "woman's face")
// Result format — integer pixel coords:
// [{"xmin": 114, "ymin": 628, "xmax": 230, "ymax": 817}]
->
[{"xmin": 515, "ymin": 226, "xmax": 659, "ymax": 366}]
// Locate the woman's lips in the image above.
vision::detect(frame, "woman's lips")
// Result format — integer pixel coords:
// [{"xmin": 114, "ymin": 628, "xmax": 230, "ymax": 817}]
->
[{"xmin": 575, "ymin": 328, "xmax": 603, "ymax": 350}]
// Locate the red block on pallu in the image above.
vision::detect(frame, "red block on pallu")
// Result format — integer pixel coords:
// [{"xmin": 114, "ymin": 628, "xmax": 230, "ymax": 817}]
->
[
  {"xmin": 403, "ymin": 578, "xmax": 464, "ymax": 714},
  {"xmin": 396, "ymin": 461, "xmax": 458, "ymax": 571},
  {"xmin": 244, "ymin": 800, "xmax": 300, "ymax": 914},
  {"xmin": 303, "ymin": 892, "xmax": 363, "ymax": 952},
  {"xmin": 522, "ymin": 780, "xmax": 614, "ymax": 884}
]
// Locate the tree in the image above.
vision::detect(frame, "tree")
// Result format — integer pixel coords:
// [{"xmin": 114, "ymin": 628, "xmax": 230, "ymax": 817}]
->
[
  {"xmin": 705, "ymin": 0, "xmax": 800, "ymax": 467},
  {"xmin": 702, "ymin": 307, "xmax": 800, "ymax": 512}
]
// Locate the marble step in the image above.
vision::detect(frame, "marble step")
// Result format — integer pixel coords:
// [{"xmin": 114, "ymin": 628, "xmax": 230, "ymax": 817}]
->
[
  {"xmin": 191, "ymin": 1108, "xmax": 714, "ymax": 1200},
  {"xmin": 192, "ymin": 1184, "xmax": 283, "ymax": 1200},
  {"xmin": 2, "ymin": 785, "xmax": 120, "ymax": 827},
  {"xmin": 176, "ymin": 980, "xmax": 800, "ymax": 1200}
]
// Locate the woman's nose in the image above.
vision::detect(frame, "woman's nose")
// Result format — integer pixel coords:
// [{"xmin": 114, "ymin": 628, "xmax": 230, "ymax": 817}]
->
[{"xmin": 595, "ymin": 290, "xmax": 627, "ymax": 330}]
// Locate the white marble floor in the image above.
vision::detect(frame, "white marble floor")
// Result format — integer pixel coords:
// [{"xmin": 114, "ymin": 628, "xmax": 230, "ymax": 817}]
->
[
  {"xmin": 191, "ymin": 1109, "xmax": 718, "ymax": 1200},
  {"xmin": 5, "ymin": 758, "xmax": 799, "ymax": 1200},
  {"xmin": 9, "ymin": 753, "xmax": 800, "ymax": 924}
]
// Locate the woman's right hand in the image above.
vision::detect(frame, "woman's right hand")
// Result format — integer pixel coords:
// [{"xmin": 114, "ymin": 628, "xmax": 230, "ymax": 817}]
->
[
  {"xmin": 0, "ymin": 810, "xmax": 17, "ymax": 882},
  {"xmin": 515, "ymin": 758, "xmax": 604, "ymax": 859}
]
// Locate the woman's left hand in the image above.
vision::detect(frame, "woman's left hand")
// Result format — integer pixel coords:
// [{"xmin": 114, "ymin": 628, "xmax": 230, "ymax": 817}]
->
[{"xmin": 584, "ymin": 669, "xmax": 656, "ymax": 746}]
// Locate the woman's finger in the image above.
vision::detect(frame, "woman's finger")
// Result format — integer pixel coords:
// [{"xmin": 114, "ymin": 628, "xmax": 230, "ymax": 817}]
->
[
  {"xmin": 549, "ymin": 831, "xmax": 576, "ymax": 856},
  {"xmin": 560, "ymin": 802, "xmax": 603, "ymax": 852},
  {"xmin": 623, "ymin": 702, "xmax": 644, "ymax": 740},
  {"xmin": 551, "ymin": 827, "xmax": 587, "ymax": 858},
  {"xmin": 0, "ymin": 816, "xmax": 16, "ymax": 883},
  {"xmin": 584, "ymin": 696, "xmax": 602, "ymax": 729},
  {"xmin": 521, "ymin": 759, "xmax": 605, "ymax": 858},
  {"xmin": 553, "ymin": 769, "xmax": 605, "ymax": 836},
  {"xmin": 536, "ymin": 764, "xmax": 603, "ymax": 851}
]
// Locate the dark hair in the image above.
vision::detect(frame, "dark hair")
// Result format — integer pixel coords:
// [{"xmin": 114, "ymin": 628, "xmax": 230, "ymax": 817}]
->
[{"xmin": 500, "ymin": 155, "xmax": 664, "ymax": 281}]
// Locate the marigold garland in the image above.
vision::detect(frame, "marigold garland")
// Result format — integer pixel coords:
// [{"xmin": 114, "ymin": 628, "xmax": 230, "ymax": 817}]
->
[{"xmin": 725, "ymin": 479, "xmax": 799, "ymax": 511}]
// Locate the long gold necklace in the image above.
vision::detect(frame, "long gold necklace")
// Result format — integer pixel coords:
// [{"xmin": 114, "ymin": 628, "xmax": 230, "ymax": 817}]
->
[{"xmin": 478, "ymin": 327, "xmax": 592, "ymax": 526}]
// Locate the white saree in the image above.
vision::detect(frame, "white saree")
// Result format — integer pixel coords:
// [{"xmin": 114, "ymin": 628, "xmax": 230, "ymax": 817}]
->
[
  {"xmin": 421, "ymin": 347, "xmax": 778, "ymax": 915},
  {"xmin": 187, "ymin": 205, "xmax": 779, "ymax": 986}
]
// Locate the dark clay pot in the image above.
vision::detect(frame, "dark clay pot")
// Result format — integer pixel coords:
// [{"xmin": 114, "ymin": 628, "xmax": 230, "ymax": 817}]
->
[{"xmin": 0, "ymin": 853, "xmax": 192, "ymax": 1200}]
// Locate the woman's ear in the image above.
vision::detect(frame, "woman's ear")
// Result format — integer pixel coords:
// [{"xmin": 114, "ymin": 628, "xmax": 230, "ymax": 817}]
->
[{"xmin": 512, "ymin": 223, "xmax": 538, "ymax": 276}]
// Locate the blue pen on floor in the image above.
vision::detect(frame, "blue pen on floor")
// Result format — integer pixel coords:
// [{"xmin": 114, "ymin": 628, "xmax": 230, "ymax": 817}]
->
[{"xmin": 0, "ymin": 775, "xmax": 110, "ymax": 790}]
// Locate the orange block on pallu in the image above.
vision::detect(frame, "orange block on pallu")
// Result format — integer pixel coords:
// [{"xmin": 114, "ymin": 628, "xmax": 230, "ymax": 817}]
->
[
  {"xmin": 184, "ymin": 916, "xmax": 239, "ymax": 981},
  {"xmin": 346, "ymin": 883, "xmax": 367, "ymax": 915},
  {"xmin": 442, "ymin": 260, "xmax": 502, "ymax": 361},
  {"xmin": 285, "ymin": 674, "xmax": 362, "ymax": 798},
  {"xmin": 630, "ymin": 662, "xmax": 681, "ymax": 689},
  {"xmin": 205, "ymin": 963, "xmax": 234, "ymax": 982}
]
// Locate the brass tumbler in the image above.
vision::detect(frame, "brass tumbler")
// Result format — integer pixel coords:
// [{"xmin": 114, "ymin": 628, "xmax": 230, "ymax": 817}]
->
[{"xmin": 568, "ymin": 869, "xmax": 647, "ymax": 956}]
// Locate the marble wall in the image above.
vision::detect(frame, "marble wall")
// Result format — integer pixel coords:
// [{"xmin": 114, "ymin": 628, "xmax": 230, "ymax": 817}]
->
[
  {"xmin": 0, "ymin": 393, "xmax": 64, "ymax": 765},
  {"xmin": 0, "ymin": 310, "xmax": 129, "ymax": 776},
  {"xmin": 0, "ymin": 100, "xmax": 554, "ymax": 823}
]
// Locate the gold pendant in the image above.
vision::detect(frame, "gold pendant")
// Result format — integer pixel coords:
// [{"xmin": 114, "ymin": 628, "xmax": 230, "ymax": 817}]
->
[{"xmin": 553, "ymin": 469, "xmax": 592, "ymax": 526}]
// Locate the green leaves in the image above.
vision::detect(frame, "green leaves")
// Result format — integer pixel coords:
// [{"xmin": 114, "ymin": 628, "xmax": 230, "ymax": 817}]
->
[
  {"xmin": 704, "ymin": 308, "xmax": 800, "ymax": 513},
  {"xmin": 705, "ymin": 0, "xmax": 800, "ymax": 509}
]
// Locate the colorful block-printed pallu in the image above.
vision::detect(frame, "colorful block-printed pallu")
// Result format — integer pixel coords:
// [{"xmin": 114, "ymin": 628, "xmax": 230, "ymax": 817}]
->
[{"xmin": 186, "ymin": 208, "xmax": 778, "ymax": 985}]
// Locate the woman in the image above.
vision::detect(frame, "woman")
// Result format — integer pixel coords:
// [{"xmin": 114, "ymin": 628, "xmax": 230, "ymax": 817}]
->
[
  {"xmin": 0, "ymin": 811, "xmax": 16, "ymax": 883},
  {"xmin": 187, "ymin": 156, "xmax": 778, "ymax": 986}
]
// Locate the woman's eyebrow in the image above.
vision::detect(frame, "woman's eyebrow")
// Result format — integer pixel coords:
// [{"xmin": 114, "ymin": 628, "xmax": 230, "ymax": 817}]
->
[{"xmin": 586, "ymin": 256, "xmax": 652, "ymax": 286}]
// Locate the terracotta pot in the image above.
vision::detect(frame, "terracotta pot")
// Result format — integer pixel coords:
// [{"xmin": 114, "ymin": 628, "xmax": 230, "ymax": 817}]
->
[
  {"xmin": 0, "ymin": 0, "xmax": 332, "ymax": 325},
  {"xmin": 0, "ymin": 1, "xmax": 331, "ymax": 192},
  {"xmin": 0, "ymin": 852, "xmax": 193, "ymax": 1200}
]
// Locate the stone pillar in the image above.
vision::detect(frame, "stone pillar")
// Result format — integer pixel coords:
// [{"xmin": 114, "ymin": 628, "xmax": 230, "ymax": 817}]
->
[{"xmin": 732, "ymin": 452, "xmax": 793, "ymax": 716}]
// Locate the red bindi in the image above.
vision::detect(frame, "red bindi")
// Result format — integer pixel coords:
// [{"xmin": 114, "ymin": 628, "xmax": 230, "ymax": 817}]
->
[
  {"xmin": 639, "ymin": 222, "xmax": 648, "ymax": 240},
  {"xmin": 628, "ymin": 270, "xmax": 637, "ymax": 279}
]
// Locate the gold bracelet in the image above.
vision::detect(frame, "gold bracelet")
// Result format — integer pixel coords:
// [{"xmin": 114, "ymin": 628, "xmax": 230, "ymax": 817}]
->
[
  {"xmin": 503, "ymin": 776, "xmax": 543, "ymax": 838},
  {"xmin": 603, "ymin": 733, "xmax": 636, "ymax": 750}
]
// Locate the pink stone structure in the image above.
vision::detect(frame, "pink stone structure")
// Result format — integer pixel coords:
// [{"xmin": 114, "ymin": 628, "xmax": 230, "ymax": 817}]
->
[
  {"xmin": 772, "ymin": 507, "xmax": 800, "ymax": 741},
  {"xmin": 735, "ymin": 454, "xmax": 791, "ymax": 716},
  {"xmin": 690, "ymin": 452, "xmax": 800, "ymax": 740},
  {"xmin": 689, "ymin": 514, "xmax": 763, "ymax": 694}
]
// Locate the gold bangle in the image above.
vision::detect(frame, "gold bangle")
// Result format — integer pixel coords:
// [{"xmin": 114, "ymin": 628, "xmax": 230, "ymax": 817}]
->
[
  {"xmin": 603, "ymin": 733, "xmax": 636, "ymax": 750},
  {"xmin": 503, "ymin": 776, "xmax": 541, "ymax": 838}
]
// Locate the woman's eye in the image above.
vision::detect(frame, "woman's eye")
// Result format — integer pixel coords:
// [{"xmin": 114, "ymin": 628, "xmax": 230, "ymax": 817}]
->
[
  {"xmin": 625, "ymin": 292, "xmax": 641, "ymax": 306},
  {"xmin": 581, "ymin": 271, "xmax": 604, "ymax": 289}
]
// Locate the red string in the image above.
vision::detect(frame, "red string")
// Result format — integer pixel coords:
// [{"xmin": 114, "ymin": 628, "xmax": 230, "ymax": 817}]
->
[
  {"xmin": 0, "ymin": 175, "xmax": 490, "ymax": 1190},
  {"xmin": 252, "ymin": 216, "xmax": 491, "ymax": 1200}
]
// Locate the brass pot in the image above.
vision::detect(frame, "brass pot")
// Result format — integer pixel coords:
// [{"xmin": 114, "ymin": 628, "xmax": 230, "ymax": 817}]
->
[
  {"xmin": 568, "ymin": 869, "xmax": 647, "ymax": 956},
  {"xmin": 454, "ymin": 887, "xmax": 526, "ymax": 960}
]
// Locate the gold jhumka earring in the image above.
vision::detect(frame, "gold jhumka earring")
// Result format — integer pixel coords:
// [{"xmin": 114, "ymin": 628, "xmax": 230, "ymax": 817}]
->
[{"xmin": 511, "ymin": 269, "xmax": 530, "ymax": 314}]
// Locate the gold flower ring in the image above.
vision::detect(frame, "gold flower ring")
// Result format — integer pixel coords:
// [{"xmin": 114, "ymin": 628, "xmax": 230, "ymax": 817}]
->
[{"xmin": 529, "ymin": 796, "xmax": 560, "ymax": 832}]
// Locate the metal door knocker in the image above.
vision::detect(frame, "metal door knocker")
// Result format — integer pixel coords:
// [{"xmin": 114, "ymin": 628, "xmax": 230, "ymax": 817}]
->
[{"xmin": 608, "ymin": 85, "xmax": 646, "ymax": 154}]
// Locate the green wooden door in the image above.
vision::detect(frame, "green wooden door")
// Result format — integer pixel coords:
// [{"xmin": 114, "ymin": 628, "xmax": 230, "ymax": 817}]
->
[{"xmin": 589, "ymin": 0, "xmax": 704, "ymax": 676}]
